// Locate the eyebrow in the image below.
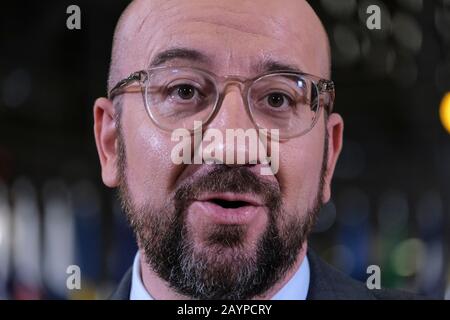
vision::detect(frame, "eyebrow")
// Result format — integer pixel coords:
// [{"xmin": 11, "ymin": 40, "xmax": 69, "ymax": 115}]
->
[
  {"xmin": 149, "ymin": 47, "xmax": 211, "ymax": 67},
  {"xmin": 256, "ymin": 59, "xmax": 304, "ymax": 74}
]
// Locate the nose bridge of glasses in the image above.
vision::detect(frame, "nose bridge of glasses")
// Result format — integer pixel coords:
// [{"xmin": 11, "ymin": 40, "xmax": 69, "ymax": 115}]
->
[
  {"xmin": 210, "ymin": 76, "xmax": 255, "ymax": 127},
  {"xmin": 217, "ymin": 75, "xmax": 250, "ymax": 95}
]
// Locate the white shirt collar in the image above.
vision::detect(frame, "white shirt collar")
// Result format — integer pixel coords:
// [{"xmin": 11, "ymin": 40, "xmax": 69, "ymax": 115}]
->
[
  {"xmin": 129, "ymin": 252, "xmax": 153, "ymax": 300},
  {"xmin": 130, "ymin": 251, "xmax": 310, "ymax": 300}
]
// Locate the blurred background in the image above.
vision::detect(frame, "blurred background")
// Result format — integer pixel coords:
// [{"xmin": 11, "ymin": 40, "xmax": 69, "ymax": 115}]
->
[{"xmin": 0, "ymin": 0, "xmax": 449, "ymax": 299}]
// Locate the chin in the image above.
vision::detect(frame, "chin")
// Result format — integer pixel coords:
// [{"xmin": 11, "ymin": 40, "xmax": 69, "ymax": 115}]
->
[{"xmin": 191, "ymin": 223, "xmax": 260, "ymax": 258}]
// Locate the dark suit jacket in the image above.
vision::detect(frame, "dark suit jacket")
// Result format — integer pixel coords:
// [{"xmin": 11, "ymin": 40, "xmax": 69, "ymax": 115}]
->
[{"xmin": 109, "ymin": 249, "xmax": 423, "ymax": 300}]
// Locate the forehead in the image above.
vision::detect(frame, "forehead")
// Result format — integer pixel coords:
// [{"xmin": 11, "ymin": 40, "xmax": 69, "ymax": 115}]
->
[{"xmin": 117, "ymin": 0, "xmax": 329, "ymax": 78}]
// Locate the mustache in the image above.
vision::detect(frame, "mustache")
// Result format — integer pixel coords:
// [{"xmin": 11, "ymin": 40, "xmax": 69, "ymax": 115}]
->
[{"xmin": 173, "ymin": 165, "xmax": 282, "ymax": 211}]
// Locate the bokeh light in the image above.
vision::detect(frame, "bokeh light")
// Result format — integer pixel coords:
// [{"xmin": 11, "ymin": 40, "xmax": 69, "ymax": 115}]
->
[
  {"xmin": 440, "ymin": 92, "xmax": 450, "ymax": 134},
  {"xmin": 391, "ymin": 238, "xmax": 426, "ymax": 277},
  {"xmin": 397, "ymin": 0, "xmax": 423, "ymax": 13},
  {"xmin": 320, "ymin": 0, "xmax": 357, "ymax": 19},
  {"xmin": 391, "ymin": 13, "xmax": 422, "ymax": 53}
]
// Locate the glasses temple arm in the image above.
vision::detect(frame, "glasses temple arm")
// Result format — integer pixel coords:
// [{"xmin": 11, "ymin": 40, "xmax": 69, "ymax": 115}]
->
[
  {"xmin": 317, "ymin": 79, "xmax": 335, "ymax": 114},
  {"xmin": 108, "ymin": 71, "xmax": 146, "ymax": 99}
]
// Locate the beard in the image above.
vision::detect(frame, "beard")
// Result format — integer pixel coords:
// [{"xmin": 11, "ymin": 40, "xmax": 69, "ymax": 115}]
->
[{"xmin": 116, "ymin": 125, "xmax": 328, "ymax": 300}]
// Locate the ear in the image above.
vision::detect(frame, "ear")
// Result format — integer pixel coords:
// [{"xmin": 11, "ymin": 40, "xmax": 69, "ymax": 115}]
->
[
  {"xmin": 322, "ymin": 113, "xmax": 344, "ymax": 203},
  {"xmin": 93, "ymin": 97, "xmax": 120, "ymax": 187}
]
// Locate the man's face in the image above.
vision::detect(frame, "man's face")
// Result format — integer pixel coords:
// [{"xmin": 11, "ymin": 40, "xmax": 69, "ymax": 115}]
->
[{"xmin": 95, "ymin": 0, "xmax": 343, "ymax": 299}]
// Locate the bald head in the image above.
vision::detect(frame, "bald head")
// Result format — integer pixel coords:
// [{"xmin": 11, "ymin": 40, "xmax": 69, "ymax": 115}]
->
[{"xmin": 107, "ymin": 0, "xmax": 331, "ymax": 94}]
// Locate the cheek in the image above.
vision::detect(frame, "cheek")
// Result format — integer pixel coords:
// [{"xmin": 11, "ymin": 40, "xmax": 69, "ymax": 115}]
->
[
  {"xmin": 121, "ymin": 108, "xmax": 176, "ymax": 207},
  {"xmin": 278, "ymin": 131, "xmax": 325, "ymax": 214}
]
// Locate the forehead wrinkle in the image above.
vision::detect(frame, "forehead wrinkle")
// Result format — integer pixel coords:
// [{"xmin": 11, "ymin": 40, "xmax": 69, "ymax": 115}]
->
[
  {"xmin": 187, "ymin": 11, "xmax": 287, "ymax": 41},
  {"xmin": 189, "ymin": 19, "xmax": 280, "ymax": 42},
  {"xmin": 133, "ymin": 1, "xmax": 298, "ymax": 52},
  {"xmin": 146, "ymin": 0, "xmax": 289, "ymax": 39},
  {"xmin": 135, "ymin": 0, "xmax": 183, "ymax": 34}
]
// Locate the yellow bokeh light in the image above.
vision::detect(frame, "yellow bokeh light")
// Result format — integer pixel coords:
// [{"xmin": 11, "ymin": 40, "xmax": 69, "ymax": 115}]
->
[{"xmin": 440, "ymin": 92, "xmax": 450, "ymax": 134}]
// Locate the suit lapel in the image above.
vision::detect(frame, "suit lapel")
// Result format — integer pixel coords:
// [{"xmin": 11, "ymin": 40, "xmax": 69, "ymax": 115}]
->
[
  {"xmin": 306, "ymin": 249, "xmax": 375, "ymax": 300},
  {"xmin": 109, "ymin": 267, "xmax": 132, "ymax": 300}
]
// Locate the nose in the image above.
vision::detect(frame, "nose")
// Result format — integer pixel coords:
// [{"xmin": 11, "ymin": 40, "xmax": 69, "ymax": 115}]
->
[
  {"xmin": 195, "ymin": 86, "xmax": 273, "ymax": 171},
  {"xmin": 210, "ymin": 86, "xmax": 253, "ymax": 133}
]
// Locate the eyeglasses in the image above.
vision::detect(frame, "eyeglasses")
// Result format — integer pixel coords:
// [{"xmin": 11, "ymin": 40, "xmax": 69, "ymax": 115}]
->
[{"xmin": 109, "ymin": 66, "xmax": 335, "ymax": 139}]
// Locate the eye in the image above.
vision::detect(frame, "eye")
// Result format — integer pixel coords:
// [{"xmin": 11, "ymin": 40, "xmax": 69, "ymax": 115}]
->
[
  {"xmin": 172, "ymin": 84, "xmax": 197, "ymax": 100},
  {"xmin": 265, "ymin": 92, "xmax": 294, "ymax": 109}
]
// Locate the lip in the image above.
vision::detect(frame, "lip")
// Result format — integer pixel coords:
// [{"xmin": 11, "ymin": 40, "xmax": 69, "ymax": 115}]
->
[
  {"xmin": 195, "ymin": 192, "xmax": 263, "ymax": 206},
  {"xmin": 189, "ymin": 193, "xmax": 265, "ymax": 225}
]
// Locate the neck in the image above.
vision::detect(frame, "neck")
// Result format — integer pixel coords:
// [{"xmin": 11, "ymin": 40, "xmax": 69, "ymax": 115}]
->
[{"xmin": 139, "ymin": 242, "xmax": 308, "ymax": 300}]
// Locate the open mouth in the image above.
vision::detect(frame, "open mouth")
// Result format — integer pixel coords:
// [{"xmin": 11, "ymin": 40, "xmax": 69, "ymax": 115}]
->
[
  {"xmin": 196, "ymin": 193, "xmax": 262, "ymax": 208},
  {"xmin": 209, "ymin": 199, "xmax": 251, "ymax": 209},
  {"xmin": 190, "ymin": 193, "xmax": 265, "ymax": 224}
]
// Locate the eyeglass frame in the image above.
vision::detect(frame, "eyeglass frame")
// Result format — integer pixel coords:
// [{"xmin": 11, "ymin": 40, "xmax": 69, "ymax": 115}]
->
[{"xmin": 108, "ymin": 66, "xmax": 335, "ymax": 139}]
